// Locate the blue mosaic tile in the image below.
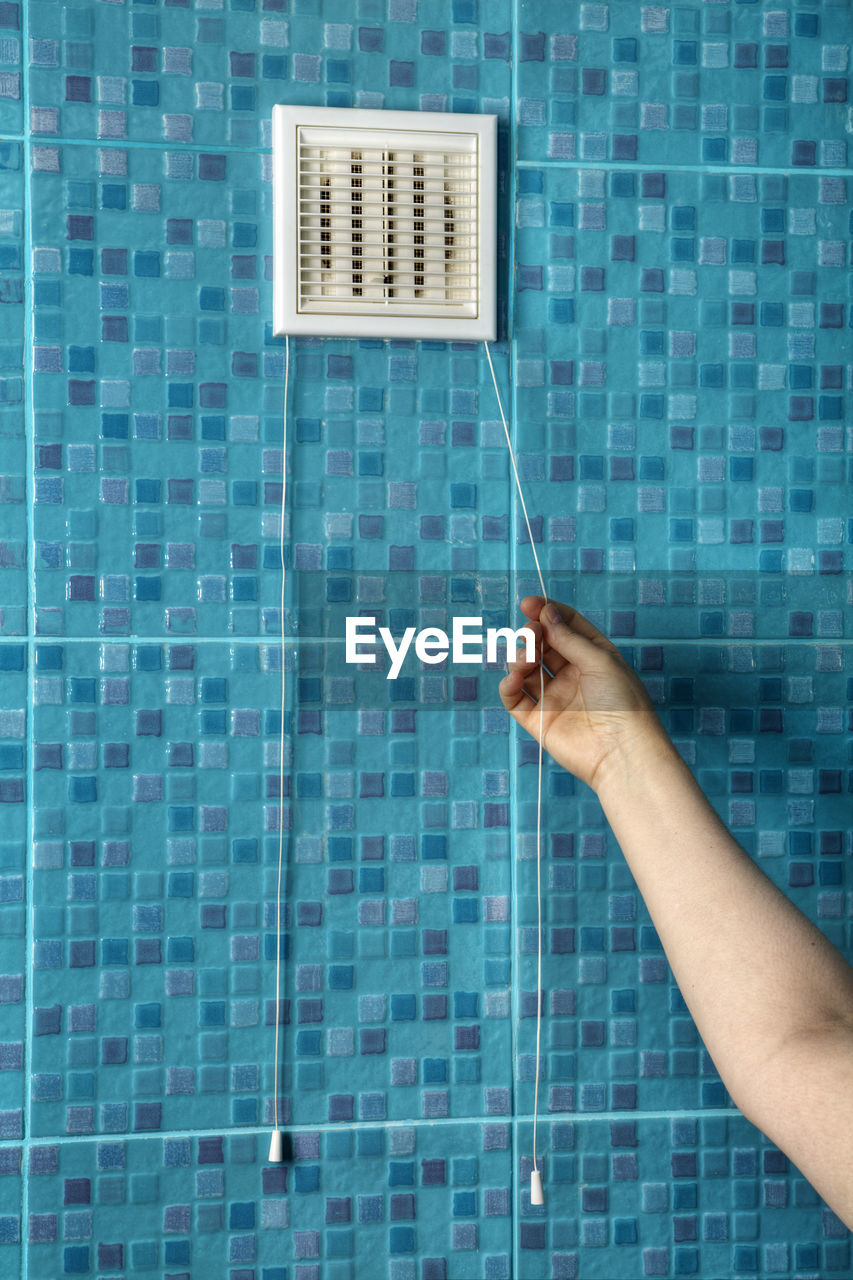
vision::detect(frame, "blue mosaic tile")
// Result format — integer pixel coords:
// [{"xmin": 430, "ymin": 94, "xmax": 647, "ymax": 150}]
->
[
  {"xmin": 30, "ymin": 639, "xmax": 282, "ymax": 1138},
  {"xmin": 28, "ymin": 141, "xmax": 511, "ymax": 637},
  {"xmin": 0, "ymin": 141, "xmax": 26, "ymax": 636},
  {"xmin": 26, "ymin": 0, "xmax": 513, "ymax": 149},
  {"xmin": 279, "ymin": 340, "xmax": 525, "ymax": 576},
  {"xmin": 517, "ymin": 0, "xmax": 852, "ymax": 169},
  {"xmin": 24, "ymin": 1125, "xmax": 512, "ymax": 1278},
  {"xmin": 0, "ymin": 0, "xmax": 21, "ymax": 135},
  {"xmin": 29, "ymin": 638, "xmax": 516, "ymax": 1135},
  {"xmin": 515, "ymin": 1115, "xmax": 850, "ymax": 1279},
  {"xmin": 515, "ymin": 164, "xmax": 851, "ymax": 578},
  {"xmin": 29, "ymin": 140, "xmax": 280, "ymax": 638},
  {"xmin": 12, "ymin": 0, "xmax": 853, "ymax": 1272},
  {"xmin": 0, "ymin": 1143, "xmax": 21, "ymax": 1274},
  {"xmin": 307, "ymin": 567, "xmax": 851, "ymax": 646},
  {"xmin": 0, "ymin": 644, "xmax": 26, "ymax": 1143}
]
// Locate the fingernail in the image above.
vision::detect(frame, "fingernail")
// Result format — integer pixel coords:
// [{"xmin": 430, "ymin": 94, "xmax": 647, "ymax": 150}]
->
[{"xmin": 542, "ymin": 604, "xmax": 560, "ymax": 624}]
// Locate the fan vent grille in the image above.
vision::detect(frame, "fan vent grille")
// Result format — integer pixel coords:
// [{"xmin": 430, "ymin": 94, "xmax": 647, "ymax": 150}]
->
[
  {"xmin": 273, "ymin": 106, "xmax": 496, "ymax": 339},
  {"xmin": 297, "ymin": 130, "xmax": 478, "ymax": 315}
]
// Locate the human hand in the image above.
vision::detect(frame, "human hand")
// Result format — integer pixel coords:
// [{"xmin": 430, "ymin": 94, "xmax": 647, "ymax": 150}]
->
[{"xmin": 498, "ymin": 596, "xmax": 674, "ymax": 793}]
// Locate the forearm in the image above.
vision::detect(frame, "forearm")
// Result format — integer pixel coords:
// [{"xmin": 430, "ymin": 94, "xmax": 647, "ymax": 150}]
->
[{"xmin": 595, "ymin": 734, "xmax": 853, "ymax": 1121}]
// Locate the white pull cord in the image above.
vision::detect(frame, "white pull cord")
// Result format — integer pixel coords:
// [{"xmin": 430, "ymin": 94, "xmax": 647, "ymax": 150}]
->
[
  {"xmin": 268, "ymin": 337, "xmax": 545, "ymax": 1198},
  {"xmin": 269, "ymin": 332, "xmax": 290, "ymax": 1163},
  {"xmin": 484, "ymin": 340, "xmax": 547, "ymax": 1206}
]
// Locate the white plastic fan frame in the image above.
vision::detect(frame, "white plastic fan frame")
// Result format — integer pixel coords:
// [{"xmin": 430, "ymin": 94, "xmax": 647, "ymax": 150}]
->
[{"xmin": 272, "ymin": 104, "xmax": 497, "ymax": 340}]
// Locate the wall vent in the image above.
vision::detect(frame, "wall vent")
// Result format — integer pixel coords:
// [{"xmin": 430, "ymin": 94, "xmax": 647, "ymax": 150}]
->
[{"xmin": 272, "ymin": 105, "xmax": 497, "ymax": 340}]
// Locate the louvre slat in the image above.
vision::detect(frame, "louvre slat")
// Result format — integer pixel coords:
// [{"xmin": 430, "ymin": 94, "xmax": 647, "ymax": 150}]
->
[
  {"xmin": 298, "ymin": 214, "xmax": 476, "ymax": 227},
  {"xmin": 300, "ymin": 268, "xmax": 477, "ymax": 280},
  {"xmin": 300, "ymin": 256, "xmax": 475, "ymax": 273},
  {"xmin": 298, "ymin": 244, "xmax": 476, "ymax": 259},
  {"xmin": 299, "ymin": 296, "xmax": 465, "ymax": 307},
  {"xmin": 298, "ymin": 196, "xmax": 474, "ymax": 211},
  {"xmin": 298, "ymin": 152, "xmax": 476, "ymax": 170},
  {"xmin": 295, "ymin": 128, "xmax": 478, "ymax": 310}
]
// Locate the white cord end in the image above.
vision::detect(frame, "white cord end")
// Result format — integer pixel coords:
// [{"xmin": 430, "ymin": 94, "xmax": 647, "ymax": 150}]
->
[
  {"xmin": 268, "ymin": 1129, "xmax": 284, "ymax": 1163},
  {"xmin": 530, "ymin": 1168, "xmax": 544, "ymax": 1205}
]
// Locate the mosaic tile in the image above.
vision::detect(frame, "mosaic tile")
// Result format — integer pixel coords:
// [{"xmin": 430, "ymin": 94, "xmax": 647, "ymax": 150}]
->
[
  {"xmin": 276, "ymin": 338, "xmax": 524, "ymax": 577},
  {"xmin": 26, "ymin": 0, "xmax": 513, "ymax": 149},
  {"xmin": 0, "ymin": 140, "xmax": 26, "ymax": 636},
  {"xmin": 29, "ymin": 638, "xmax": 516, "ymax": 1135},
  {"xmin": 29, "ymin": 140, "xmax": 280, "ymax": 638},
  {"xmin": 0, "ymin": 0, "xmax": 21, "ymax": 136},
  {"xmin": 28, "ymin": 141, "xmax": 509, "ymax": 638},
  {"xmin": 299, "ymin": 567, "xmax": 852, "ymax": 646},
  {"xmin": 517, "ymin": 0, "xmax": 852, "ymax": 169},
  {"xmin": 24, "ymin": 1124, "xmax": 512, "ymax": 1279},
  {"xmin": 0, "ymin": 1143, "xmax": 21, "ymax": 1274},
  {"xmin": 515, "ymin": 1115, "xmax": 851, "ymax": 1279},
  {"xmin": 515, "ymin": 164, "xmax": 851, "ymax": 577},
  {"xmin": 0, "ymin": 645, "xmax": 26, "ymax": 1139},
  {"xmin": 29, "ymin": 639, "xmax": 282, "ymax": 1137},
  {"xmin": 13, "ymin": 0, "xmax": 853, "ymax": 1270}
]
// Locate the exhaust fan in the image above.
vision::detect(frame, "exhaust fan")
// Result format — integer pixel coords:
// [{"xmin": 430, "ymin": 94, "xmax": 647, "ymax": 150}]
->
[{"xmin": 272, "ymin": 104, "xmax": 497, "ymax": 340}]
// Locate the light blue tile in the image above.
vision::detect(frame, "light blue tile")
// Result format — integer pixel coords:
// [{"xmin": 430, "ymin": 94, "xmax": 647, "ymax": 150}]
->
[
  {"xmin": 26, "ymin": 0, "xmax": 513, "ymax": 148},
  {"xmin": 31, "ymin": 639, "xmax": 279, "ymax": 1137},
  {"xmin": 515, "ymin": 165, "xmax": 851, "ymax": 586},
  {"xmin": 16, "ymin": 0, "xmax": 853, "ymax": 1271},
  {"xmin": 0, "ymin": 644, "xmax": 26, "ymax": 1148},
  {"xmin": 29, "ymin": 141, "xmax": 276, "ymax": 637},
  {"xmin": 29, "ymin": 635, "xmax": 519, "ymax": 1134},
  {"xmin": 0, "ymin": 0, "xmax": 21, "ymax": 136},
  {"xmin": 24, "ymin": 1124, "xmax": 513, "ymax": 1277},
  {"xmin": 517, "ymin": 0, "xmax": 852, "ymax": 170},
  {"xmin": 0, "ymin": 141, "xmax": 26, "ymax": 636},
  {"xmin": 0, "ymin": 1143, "xmax": 22, "ymax": 1273},
  {"xmin": 516, "ymin": 1114, "xmax": 847, "ymax": 1278}
]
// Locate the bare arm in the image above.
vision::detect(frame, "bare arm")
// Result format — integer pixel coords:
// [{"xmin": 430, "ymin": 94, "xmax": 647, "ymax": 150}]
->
[
  {"xmin": 501, "ymin": 596, "xmax": 853, "ymax": 1228},
  {"xmin": 598, "ymin": 731, "xmax": 853, "ymax": 1224}
]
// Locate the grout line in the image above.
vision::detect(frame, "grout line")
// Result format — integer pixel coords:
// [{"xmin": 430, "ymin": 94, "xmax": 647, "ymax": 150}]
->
[
  {"xmin": 507, "ymin": 2, "xmax": 521, "ymax": 1257},
  {"xmin": 21, "ymin": 0, "xmax": 34, "ymax": 1264},
  {"xmin": 10, "ymin": 635, "xmax": 852, "ymax": 646},
  {"xmin": 2, "ymin": 1107, "xmax": 743, "ymax": 1148},
  {"xmin": 516, "ymin": 157, "xmax": 853, "ymax": 178},
  {"xmin": 19, "ymin": 134, "xmax": 853, "ymax": 180},
  {"xmin": 32, "ymin": 134, "xmax": 270, "ymax": 157}
]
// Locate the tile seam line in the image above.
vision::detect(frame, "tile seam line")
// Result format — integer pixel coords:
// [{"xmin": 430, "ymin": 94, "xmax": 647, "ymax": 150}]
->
[
  {"xmin": 22, "ymin": 0, "xmax": 34, "ymax": 1264},
  {"xmin": 516, "ymin": 158, "xmax": 853, "ymax": 178},
  {"xmin": 18, "ymin": 134, "xmax": 853, "ymax": 180},
  {"xmin": 508, "ymin": 0, "xmax": 520, "ymax": 1261},
  {"xmin": 27, "ymin": 136, "xmax": 264, "ymax": 156},
  {"xmin": 1, "ymin": 1108, "xmax": 744, "ymax": 1147},
  {"xmin": 15, "ymin": 636, "xmax": 853, "ymax": 646}
]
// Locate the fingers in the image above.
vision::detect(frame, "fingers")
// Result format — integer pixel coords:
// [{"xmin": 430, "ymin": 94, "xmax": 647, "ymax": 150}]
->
[
  {"xmin": 501, "ymin": 597, "xmax": 623, "ymax": 729},
  {"xmin": 504, "ymin": 651, "xmax": 552, "ymax": 705},
  {"xmin": 498, "ymin": 665, "xmax": 549, "ymax": 737},
  {"xmin": 519, "ymin": 596, "xmax": 618, "ymax": 652},
  {"xmin": 501, "ymin": 615, "xmax": 568, "ymax": 686},
  {"xmin": 503, "ymin": 623, "xmax": 559, "ymax": 697},
  {"xmin": 516, "ymin": 598, "xmax": 620, "ymax": 678}
]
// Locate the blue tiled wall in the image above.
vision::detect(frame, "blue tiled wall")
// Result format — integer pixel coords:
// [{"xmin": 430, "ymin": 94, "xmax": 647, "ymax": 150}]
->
[{"xmin": 1, "ymin": 0, "xmax": 851, "ymax": 1276}]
